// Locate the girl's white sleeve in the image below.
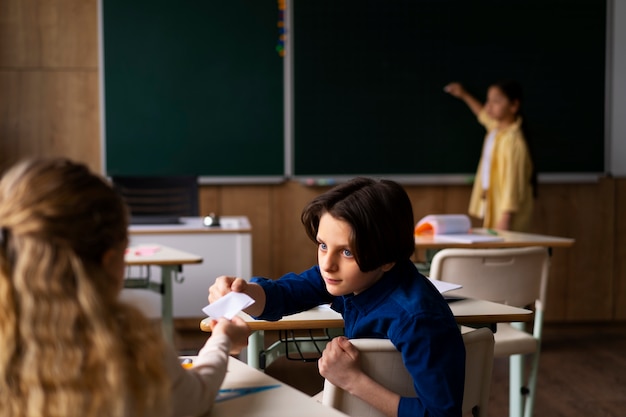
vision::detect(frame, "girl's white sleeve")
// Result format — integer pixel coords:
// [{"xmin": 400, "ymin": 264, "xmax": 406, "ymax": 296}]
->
[{"xmin": 166, "ymin": 334, "xmax": 232, "ymax": 417}]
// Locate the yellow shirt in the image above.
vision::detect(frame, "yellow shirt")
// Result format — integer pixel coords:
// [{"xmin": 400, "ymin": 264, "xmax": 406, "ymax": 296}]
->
[{"xmin": 468, "ymin": 109, "xmax": 534, "ymax": 232}]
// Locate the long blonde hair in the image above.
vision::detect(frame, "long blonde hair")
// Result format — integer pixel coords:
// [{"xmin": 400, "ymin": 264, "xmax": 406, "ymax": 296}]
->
[{"xmin": 0, "ymin": 158, "xmax": 170, "ymax": 417}]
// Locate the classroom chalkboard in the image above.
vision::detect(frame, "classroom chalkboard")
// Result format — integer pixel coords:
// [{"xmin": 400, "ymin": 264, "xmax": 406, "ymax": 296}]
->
[
  {"xmin": 102, "ymin": 0, "xmax": 284, "ymax": 179},
  {"xmin": 292, "ymin": 0, "xmax": 606, "ymax": 178}
]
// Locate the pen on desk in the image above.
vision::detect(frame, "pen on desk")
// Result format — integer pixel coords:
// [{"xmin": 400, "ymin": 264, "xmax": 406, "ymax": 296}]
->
[
  {"xmin": 487, "ymin": 229, "xmax": 498, "ymax": 236},
  {"xmin": 216, "ymin": 385, "xmax": 281, "ymax": 402},
  {"xmin": 218, "ymin": 386, "xmax": 280, "ymax": 394}
]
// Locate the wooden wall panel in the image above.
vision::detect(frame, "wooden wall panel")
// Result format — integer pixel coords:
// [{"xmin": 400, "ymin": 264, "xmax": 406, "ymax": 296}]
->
[
  {"xmin": 564, "ymin": 179, "xmax": 615, "ymax": 321},
  {"xmin": 0, "ymin": 70, "xmax": 100, "ymax": 172},
  {"xmin": 270, "ymin": 181, "xmax": 321, "ymax": 276},
  {"xmin": 0, "ymin": 0, "xmax": 100, "ymax": 173},
  {"xmin": 533, "ymin": 180, "xmax": 614, "ymax": 321},
  {"xmin": 0, "ymin": 71, "xmax": 21, "ymax": 169},
  {"xmin": 614, "ymin": 179, "xmax": 626, "ymax": 319},
  {"xmin": 0, "ymin": 0, "xmax": 98, "ymax": 68}
]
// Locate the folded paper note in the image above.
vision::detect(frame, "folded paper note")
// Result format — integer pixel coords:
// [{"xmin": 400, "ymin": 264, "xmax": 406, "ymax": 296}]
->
[
  {"xmin": 427, "ymin": 277, "xmax": 462, "ymax": 294},
  {"xmin": 202, "ymin": 292, "xmax": 255, "ymax": 320}
]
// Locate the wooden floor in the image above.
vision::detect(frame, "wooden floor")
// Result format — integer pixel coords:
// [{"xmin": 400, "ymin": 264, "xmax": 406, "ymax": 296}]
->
[{"xmin": 175, "ymin": 322, "xmax": 626, "ymax": 417}]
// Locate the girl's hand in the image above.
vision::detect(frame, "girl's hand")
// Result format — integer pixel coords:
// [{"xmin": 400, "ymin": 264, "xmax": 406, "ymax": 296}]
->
[
  {"xmin": 318, "ymin": 336, "xmax": 363, "ymax": 390},
  {"xmin": 444, "ymin": 82, "xmax": 466, "ymax": 98},
  {"xmin": 208, "ymin": 276, "xmax": 249, "ymax": 303},
  {"xmin": 208, "ymin": 316, "xmax": 251, "ymax": 354}
]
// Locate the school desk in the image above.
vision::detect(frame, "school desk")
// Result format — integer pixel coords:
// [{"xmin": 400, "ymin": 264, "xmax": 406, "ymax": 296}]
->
[
  {"xmin": 415, "ymin": 228, "xmax": 575, "ymax": 250},
  {"xmin": 128, "ymin": 216, "xmax": 252, "ymax": 318},
  {"xmin": 208, "ymin": 356, "xmax": 349, "ymax": 417},
  {"xmin": 200, "ymin": 299, "xmax": 532, "ymax": 370},
  {"xmin": 124, "ymin": 244, "xmax": 202, "ymax": 343}
]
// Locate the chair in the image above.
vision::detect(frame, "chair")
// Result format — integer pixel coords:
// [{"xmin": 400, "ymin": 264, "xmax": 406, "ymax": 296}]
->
[
  {"xmin": 429, "ymin": 247, "xmax": 550, "ymax": 417},
  {"xmin": 111, "ymin": 175, "xmax": 199, "ymax": 223},
  {"xmin": 321, "ymin": 327, "xmax": 495, "ymax": 417}
]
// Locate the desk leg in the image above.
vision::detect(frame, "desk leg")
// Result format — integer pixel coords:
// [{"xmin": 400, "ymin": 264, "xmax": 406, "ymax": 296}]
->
[
  {"xmin": 247, "ymin": 330, "xmax": 264, "ymax": 370},
  {"xmin": 160, "ymin": 265, "xmax": 176, "ymax": 344}
]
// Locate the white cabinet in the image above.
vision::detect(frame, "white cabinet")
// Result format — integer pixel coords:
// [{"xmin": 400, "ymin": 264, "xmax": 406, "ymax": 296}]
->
[{"xmin": 121, "ymin": 216, "xmax": 252, "ymax": 318}]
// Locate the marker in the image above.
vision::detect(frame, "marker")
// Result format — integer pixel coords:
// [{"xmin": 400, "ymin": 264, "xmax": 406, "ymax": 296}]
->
[{"xmin": 486, "ymin": 229, "xmax": 498, "ymax": 236}]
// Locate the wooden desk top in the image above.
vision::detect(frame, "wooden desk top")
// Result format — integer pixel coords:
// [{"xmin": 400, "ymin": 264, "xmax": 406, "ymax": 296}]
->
[
  {"xmin": 211, "ymin": 358, "xmax": 349, "ymax": 416},
  {"xmin": 200, "ymin": 299, "xmax": 532, "ymax": 332},
  {"xmin": 447, "ymin": 298, "xmax": 533, "ymax": 324},
  {"xmin": 124, "ymin": 244, "xmax": 203, "ymax": 266},
  {"xmin": 415, "ymin": 228, "xmax": 575, "ymax": 249}
]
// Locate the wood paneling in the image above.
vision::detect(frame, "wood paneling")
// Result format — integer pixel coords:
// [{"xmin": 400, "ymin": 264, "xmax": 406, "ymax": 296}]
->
[
  {"xmin": 270, "ymin": 181, "xmax": 321, "ymax": 275},
  {"xmin": 3, "ymin": 0, "xmax": 625, "ymax": 322},
  {"xmin": 0, "ymin": 70, "xmax": 100, "ymax": 172},
  {"xmin": 0, "ymin": 0, "xmax": 100, "ymax": 173},
  {"xmin": 614, "ymin": 179, "xmax": 626, "ymax": 319},
  {"xmin": 0, "ymin": 0, "xmax": 98, "ymax": 68},
  {"xmin": 564, "ymin": 179, "xmax": 615, "ymax": 320}
]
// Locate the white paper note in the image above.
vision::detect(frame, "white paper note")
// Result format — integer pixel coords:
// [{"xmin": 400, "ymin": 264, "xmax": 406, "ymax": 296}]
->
[
  {"xmin": 202, "ymin": 292, "xmax": 255, "ymax": 320},
  {"xmin": 427, "ymin": 278, "xmax": 463, "ymax": 294}
]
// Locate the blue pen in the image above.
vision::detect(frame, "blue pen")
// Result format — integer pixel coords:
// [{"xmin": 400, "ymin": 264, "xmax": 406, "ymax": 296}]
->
[{"xmin": 216, "ymin": 385, "xmax": 281, "ymax": 402}]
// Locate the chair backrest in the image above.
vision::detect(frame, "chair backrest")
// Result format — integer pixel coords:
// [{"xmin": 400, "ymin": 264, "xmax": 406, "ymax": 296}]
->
[
  {"xmin": 429, "ymin": 247, "xmax": 550, "ymax": 309},
  {"xmin": 322, "ymin": 328, "xmax": 495, "ymax": 417},
  {"xmin": 111, "ymin": 175, "xmax": 199, "ymax": 219},
  {"xmin": 461, "ymin": 327, "xmax": 495, "ymax": 417}
]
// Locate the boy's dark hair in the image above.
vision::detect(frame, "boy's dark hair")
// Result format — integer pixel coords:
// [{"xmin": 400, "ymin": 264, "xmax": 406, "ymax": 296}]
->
[{"xmin": 301, "ymin": 177, "xmax": 415, "ymax": 272}]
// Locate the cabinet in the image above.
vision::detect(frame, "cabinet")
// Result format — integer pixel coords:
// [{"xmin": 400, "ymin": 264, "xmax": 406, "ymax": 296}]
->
[{"xmin": 121, "ymin": 216, "xmax": 252, "ymax": 318}]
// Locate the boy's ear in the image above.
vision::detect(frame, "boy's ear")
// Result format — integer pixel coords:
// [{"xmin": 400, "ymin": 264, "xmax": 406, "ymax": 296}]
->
[{"xmin": 381, "ymin": 262, "xmax": 395, "ymax": 272}]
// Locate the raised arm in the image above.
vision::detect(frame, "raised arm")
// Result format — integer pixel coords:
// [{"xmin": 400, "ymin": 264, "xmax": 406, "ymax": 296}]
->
[{"xmin": 444, "ymin": 82, "xmax": 484, "ymax": 117}]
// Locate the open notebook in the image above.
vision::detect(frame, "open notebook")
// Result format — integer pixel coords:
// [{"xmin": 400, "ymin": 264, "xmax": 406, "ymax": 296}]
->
[{"xmin": 415, "ymin": 214, "xmax": 504, "ymax": 243}]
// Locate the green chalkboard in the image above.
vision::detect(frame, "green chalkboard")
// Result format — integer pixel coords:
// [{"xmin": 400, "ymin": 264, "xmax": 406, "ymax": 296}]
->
[
  {"xmin": 292, "ymin": 0, "xmax": 606, "ymax": 177},
  {"xmin": 102, "ymin": 0, "xmax": 284, "ymax": 179}
]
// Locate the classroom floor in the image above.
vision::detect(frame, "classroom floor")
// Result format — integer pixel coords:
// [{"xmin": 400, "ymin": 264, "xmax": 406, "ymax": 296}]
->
[{"xmin": 175, "ymin": 322, "xmax": 626, "ymax": 417}]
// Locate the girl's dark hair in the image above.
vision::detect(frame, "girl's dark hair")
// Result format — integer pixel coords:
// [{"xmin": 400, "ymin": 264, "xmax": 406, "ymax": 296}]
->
[
  {"xmin": 301, "ymin": 177, "xmax": 415, "ymax": 272},
  {"xmin": 490, "ymin": 79, "xmax": 538, "ymax": 198}
]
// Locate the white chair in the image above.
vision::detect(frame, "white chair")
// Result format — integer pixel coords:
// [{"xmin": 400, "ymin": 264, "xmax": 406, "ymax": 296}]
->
[
  {"xmin": 429, "ymin": 246, "xmax": 550, "ymax": 417},
  {"xmin": 321, "ymin": 327, "xmax": 495, "ymax": 417}
]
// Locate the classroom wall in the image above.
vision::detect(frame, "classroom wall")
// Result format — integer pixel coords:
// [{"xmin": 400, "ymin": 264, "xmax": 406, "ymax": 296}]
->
[{"xmin": 0, "ymin": 0, "xmax": 624, "ymax": 323}]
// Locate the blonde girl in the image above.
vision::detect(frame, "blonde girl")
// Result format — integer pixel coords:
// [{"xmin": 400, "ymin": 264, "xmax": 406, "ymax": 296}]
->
[{"xmin": 0, "ymin": 158, "xmax": 249, "ymax": 417}]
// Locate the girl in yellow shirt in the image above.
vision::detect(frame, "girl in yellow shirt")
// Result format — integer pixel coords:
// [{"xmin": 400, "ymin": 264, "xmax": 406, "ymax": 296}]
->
[{"xmin": 445, "ymin": 80, "xmax": 536, "ymax": 232}]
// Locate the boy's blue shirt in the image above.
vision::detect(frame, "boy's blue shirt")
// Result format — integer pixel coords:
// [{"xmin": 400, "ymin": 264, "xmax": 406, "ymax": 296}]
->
[{"xmin": 251, "ymin": 259, "xmax": 465, "ymax": 417}]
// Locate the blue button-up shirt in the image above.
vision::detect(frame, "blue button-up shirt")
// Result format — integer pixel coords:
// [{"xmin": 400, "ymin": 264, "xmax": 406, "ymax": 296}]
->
[{"xmin": 251, "ymin": 259, "xmax": 465, "ymax": 417}]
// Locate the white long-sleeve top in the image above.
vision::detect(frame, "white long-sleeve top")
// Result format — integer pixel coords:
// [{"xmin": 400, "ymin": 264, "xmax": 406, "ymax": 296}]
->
[{"xmin": 164, "ymin": 334, "xmax": 231, "ymax": 417}]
